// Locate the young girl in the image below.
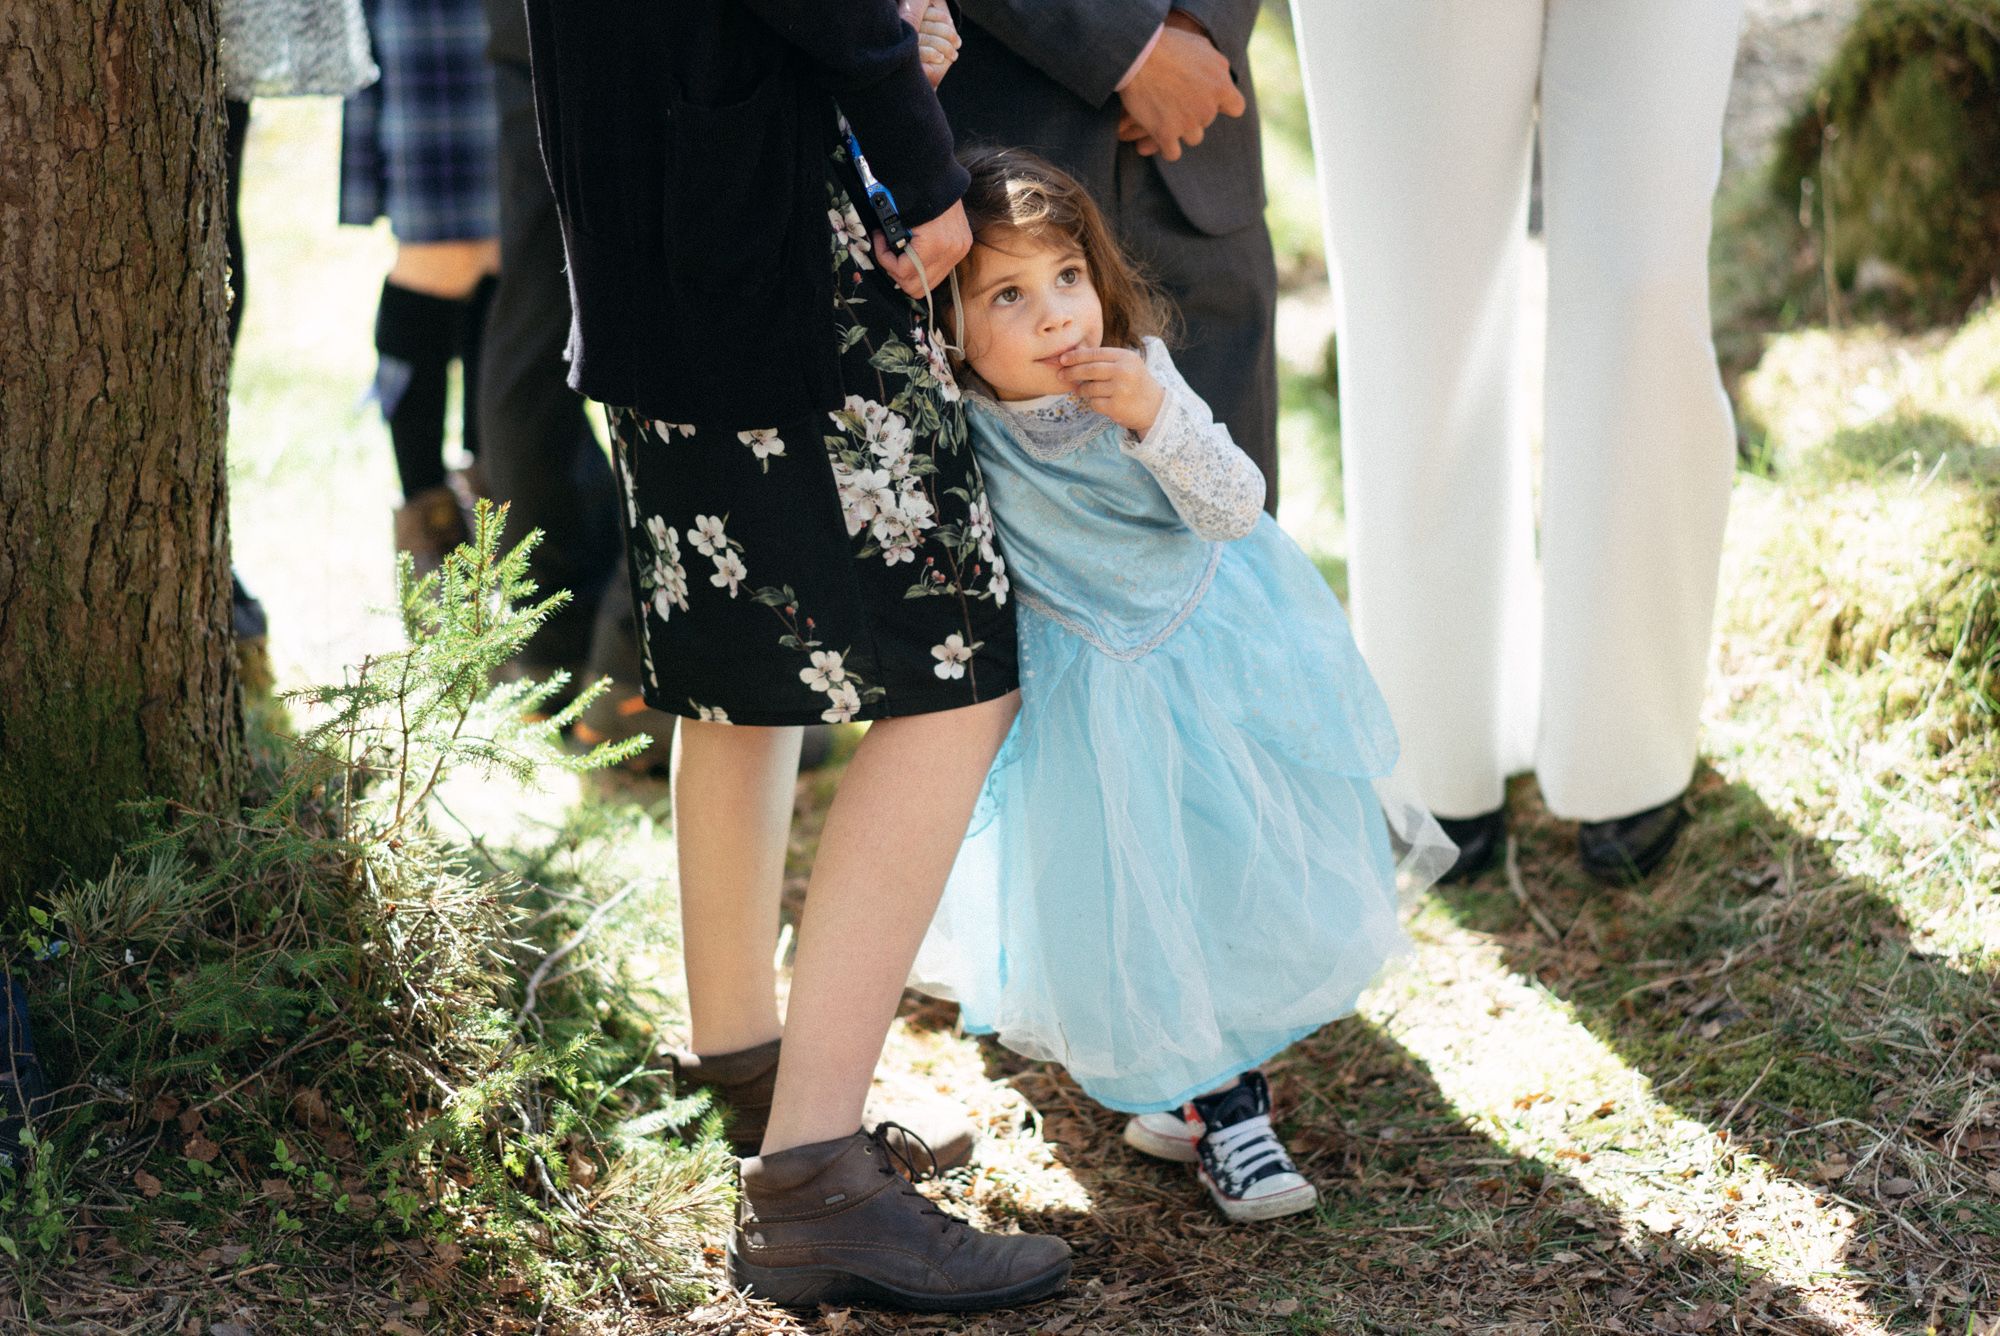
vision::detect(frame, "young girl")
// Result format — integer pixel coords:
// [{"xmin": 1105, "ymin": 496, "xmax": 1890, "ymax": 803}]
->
[{"xmin": 913, "ymin": 148, "xmax": 1449, "ymax": 1223}]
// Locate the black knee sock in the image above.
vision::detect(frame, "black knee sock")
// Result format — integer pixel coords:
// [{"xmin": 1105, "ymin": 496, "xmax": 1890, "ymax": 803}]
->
[
  {"xmin": 373, "ymin": 280, "xmax": 462, "ymax": 500},
  {"xmin": 458, "ymin": 273, "xmax": 498, "ymax": 463}
]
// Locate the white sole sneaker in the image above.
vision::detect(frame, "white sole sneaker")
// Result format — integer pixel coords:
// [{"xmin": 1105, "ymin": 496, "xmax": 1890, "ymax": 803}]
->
[
  {"xmin": 1198, "ymin": 1167, "xmax": 1320, "ymax": 1222},
  {"xmin": 1122, "ymin": 1111, "xmax": 1200, "ymax": 1164}
]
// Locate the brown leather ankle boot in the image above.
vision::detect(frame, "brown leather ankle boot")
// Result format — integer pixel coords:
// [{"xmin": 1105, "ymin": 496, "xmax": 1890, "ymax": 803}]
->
[
  {"xmin": 729, "ymin": 1129, "xmax": 1070, "ymax": 1312},
  {"xmin": 673, "ymin": 1039, "xmax": 977, "ymax": 1174},
  {"xmin": 672, "ymin": 1039, "xmax": 780, "ymax": 1157}
]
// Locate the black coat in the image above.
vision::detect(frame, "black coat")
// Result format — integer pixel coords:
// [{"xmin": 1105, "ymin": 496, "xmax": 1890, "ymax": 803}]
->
[{"xmin": 522, "ymin": 0, "xmax": 966, "ymax": 429}]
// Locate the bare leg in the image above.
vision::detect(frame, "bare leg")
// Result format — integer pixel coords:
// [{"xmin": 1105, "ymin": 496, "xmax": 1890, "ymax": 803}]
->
[
  {"xmin": 672, "ymin": 719, "xmax": 802, "ymax": 1056},
  {"xmin": 761, "ymin": 694, "xmax": 1017, "ymax": 1155},
  {"xmin": 388, "ymin": 238, "xmax": 500, "ymax": 297}
]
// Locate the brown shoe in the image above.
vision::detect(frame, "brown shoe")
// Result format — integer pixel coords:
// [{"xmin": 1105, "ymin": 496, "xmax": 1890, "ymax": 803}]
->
[
  {"xmin": 672, "ymin": 1040, "xmax": 780, "ymax": 1158},
  {"xmin": 393, "ymin": 484, "xmax": 471, "ymax": 582},
  {"xmin": 729, "ymin": 1130, "xmax": 1070, "ymax": 1312},
  {"xmin": 673, "ymin": 1040, "xmax": 977, "ymax": 1174}
]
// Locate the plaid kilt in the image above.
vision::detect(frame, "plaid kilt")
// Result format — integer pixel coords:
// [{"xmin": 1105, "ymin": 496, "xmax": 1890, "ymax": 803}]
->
[{"xmin": 339, "ymin": 0, "xmax": 499, "ymax": 242}]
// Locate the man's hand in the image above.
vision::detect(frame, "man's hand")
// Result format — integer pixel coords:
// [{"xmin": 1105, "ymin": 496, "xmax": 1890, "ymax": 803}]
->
[
  {"xmin": 1058, "ymin": 345, "xmax": 1166, "ymax": 434},
  {"xmin": 898, "ymin": 0, "xmax": 961, "ymax": 88},
  {"xmin": 1116, "ymin": 12, "xmax": 1245, "ymax": 162},
  {"xmin": 875, "ymin": 199, "xmax": 972, "ymax": 299}
]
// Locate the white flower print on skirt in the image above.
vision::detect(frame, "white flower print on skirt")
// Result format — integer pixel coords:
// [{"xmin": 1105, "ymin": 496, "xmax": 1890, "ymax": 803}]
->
[{"xmin": 601, "ymin": 155, "xmax": 1017, "ymax": 726}]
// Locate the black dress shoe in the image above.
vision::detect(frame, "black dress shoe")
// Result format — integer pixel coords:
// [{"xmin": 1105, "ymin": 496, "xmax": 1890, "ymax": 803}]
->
[
  {"xmin": 1435, "ymin": 807, "xmax": 1506, "ymax": 883},
  {"xmin": 1577, "ymin": 797, "xmax": 1688, "ymax": 885}
]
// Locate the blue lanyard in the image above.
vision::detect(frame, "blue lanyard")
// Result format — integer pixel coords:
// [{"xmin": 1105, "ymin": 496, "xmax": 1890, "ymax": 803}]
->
[{"xmin": 839, "ymin": 114, "xmax": 911, "ymax": 254}]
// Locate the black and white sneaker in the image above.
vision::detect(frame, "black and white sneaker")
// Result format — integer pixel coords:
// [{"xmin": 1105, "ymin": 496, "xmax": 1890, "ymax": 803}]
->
[{"xmin": 1122, "ymin": 1073, "xmax": 1317, "ymax": 1223}]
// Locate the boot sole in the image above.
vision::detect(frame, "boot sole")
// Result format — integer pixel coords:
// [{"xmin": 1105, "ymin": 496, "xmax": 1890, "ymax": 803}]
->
[{"xmin": 728, "ymin": 1246, "xmax": 1070, "ymax": 1313}]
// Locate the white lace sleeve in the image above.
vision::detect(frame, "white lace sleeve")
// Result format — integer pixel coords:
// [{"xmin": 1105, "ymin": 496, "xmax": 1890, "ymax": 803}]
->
[{"xmin": 1120, "ymin": 338, "xmax": 1266, "ymax": 541}]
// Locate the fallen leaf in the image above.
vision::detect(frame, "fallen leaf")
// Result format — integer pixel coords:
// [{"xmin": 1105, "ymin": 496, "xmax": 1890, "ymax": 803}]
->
[
  {"xmin": 148, "ymin": 1094, "xmax": 182, "ymax": 1122},
  {"xmin": 134, "ymin": 1170, "xmax": 163, "ymax": 1199},
  {"xmin": 1042, "ymin": 1116, "xmax": 1089, "ymax": 1150},
  {"xmin": 260, "ymin": 1177, "xmax": 295, "ymax": 1205},
  {"xmin": 292, "ymin": 1088, "xmax": 332, "ymax": 1129},
  {"xmin": 185, "ymin": 1135, "xmax": 220, "ymax": 1164},
  {"xmin": 1684, "ymin": 1299, "xmax": 1727, "ymax": 1331},
  {"xmin": 1880, "ymin": 1176, "xmax": 1920, "ymax": 1198},
  {"xmin": 382, "ymin": 1322, "xmax": 422, "ymax": 1336},
  {"xmin": 210, "ymin": 1324, "xmax": 254, "ymax": 1336}
]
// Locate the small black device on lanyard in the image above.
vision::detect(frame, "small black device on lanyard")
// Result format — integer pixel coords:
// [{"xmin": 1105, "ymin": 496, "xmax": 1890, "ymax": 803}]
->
[{"xmin": 841, "ymin": 116, "xmax": 912, "ymax": 255}]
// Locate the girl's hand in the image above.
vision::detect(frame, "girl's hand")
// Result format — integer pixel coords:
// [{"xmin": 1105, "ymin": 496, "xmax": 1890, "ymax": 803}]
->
[
  {"xmin": 899, "ymin": 0, "xmax": 961, "ymax": 88},
  {"xmin": 1059, "ymin": 345, "xmax": 1165, "ymax": 434}
]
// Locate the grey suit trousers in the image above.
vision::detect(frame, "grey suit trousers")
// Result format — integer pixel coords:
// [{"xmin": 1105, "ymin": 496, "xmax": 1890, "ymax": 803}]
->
[{"xmin": 1110, "ymin": 146, "xmax": 1279, "ymax": 510}]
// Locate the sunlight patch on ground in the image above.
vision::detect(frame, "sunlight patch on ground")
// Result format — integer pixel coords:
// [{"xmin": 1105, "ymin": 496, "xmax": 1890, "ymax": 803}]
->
[
  {"xmin": 1368, "ymin": 925, "xmax": 1890, "ymax": 1333},
  {"xmin": 230, "ymin": 97, "xmax": 411, "ymax": 696}
]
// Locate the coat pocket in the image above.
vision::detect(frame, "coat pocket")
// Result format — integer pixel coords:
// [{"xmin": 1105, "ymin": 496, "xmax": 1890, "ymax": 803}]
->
[{"xmin": 666, "ymin": 66, "xmax": 802, "ymax": 298}]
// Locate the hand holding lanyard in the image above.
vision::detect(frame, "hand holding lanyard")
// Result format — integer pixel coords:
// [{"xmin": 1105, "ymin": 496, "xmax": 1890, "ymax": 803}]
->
[{"xmin": 841, "ymin": 115, "xmax": 962, "ymax": 347}]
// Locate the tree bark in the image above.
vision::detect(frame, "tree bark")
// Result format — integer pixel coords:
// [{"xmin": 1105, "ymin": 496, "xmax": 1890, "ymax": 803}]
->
[{"xmin": 0, "ymin": 0, "xmax": 242, "ymax": 907}]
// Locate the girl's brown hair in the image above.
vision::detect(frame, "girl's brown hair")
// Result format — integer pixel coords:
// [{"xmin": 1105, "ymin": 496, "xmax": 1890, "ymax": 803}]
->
[{"xmin": 954, "ymin": 145, "xmax": 1177, "ymax": 351}]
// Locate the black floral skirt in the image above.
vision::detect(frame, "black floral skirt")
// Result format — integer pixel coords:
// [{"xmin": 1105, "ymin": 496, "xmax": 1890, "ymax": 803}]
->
[{"xmin": 606, "ymin": 172, "xmax": 1018, "ymax": 726}]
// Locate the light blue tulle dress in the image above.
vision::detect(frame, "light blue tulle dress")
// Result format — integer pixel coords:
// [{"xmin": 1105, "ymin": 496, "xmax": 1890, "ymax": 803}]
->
[{"xmin": 912, "ymin": 340, "xmax": 1450, "ymax": 1114}]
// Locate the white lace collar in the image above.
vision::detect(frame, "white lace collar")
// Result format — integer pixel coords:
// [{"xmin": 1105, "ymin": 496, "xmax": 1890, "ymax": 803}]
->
[{"xmin": 963, "ymin": 382, "xmax": 1116, "ymax": 459}]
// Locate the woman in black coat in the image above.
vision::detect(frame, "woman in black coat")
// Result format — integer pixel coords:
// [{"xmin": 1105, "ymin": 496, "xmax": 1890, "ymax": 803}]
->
[{"xmin": 524, "ymin": 0, "xmax": 1069, "ymax": 1312}]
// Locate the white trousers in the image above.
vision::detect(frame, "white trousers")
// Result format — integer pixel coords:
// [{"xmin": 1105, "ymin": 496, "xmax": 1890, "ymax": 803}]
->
[{"xmin": 1295, "ymin": 0, "xmax": 1744, "ymax": 822}]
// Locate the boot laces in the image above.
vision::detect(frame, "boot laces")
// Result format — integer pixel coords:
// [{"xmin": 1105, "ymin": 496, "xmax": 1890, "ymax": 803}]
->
[
  {"xmin": 868, "ymin": 1122, "xmax": 957, "ymax": 1236},
  {"xmin": 1202, "ymin": 1113, "xmax": 1297, "ymax": 1190}
]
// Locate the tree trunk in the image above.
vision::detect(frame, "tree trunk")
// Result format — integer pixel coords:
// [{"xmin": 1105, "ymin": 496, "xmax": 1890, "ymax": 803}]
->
[{"xmin": 0, "ymin": 0, "xmax": 242, "ymax": 908}]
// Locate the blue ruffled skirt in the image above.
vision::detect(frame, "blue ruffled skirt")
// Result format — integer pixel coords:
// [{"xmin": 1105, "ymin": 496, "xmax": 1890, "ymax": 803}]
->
[{"xmin": 913, "ymin": 519, "xmax": 1448, "ymax": 1113}]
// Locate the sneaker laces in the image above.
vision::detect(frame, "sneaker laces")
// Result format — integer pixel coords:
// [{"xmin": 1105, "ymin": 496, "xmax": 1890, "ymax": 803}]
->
[
  {"xmin": 1202, "ymin": 1113, "xmax": 1296, "ymax": 1188},
  {"xmin": 868, "ymin": 1123, "xmax": 957, "ymax": 1235}
]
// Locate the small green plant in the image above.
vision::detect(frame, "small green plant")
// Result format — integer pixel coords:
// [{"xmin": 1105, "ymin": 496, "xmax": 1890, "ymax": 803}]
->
[{"xmin": 0, "ymin": 504, "xmax": 731, "ymax": 1329}]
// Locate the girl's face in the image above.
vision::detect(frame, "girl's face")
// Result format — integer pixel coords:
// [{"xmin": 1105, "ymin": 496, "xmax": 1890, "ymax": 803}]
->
[{"xmin": 957, "ymin": 229, "xmax": 1105, "ymax": 402}]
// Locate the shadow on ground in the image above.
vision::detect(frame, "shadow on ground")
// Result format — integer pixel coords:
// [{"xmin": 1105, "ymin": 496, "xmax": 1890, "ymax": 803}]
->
[
  {"xmin": 834, "ymin": 1011, "xmax": 1858, "ymax": 1335},
  {"xmin": 1436, "ymin": 769, "xmax": 1999, "ymax": 1333}
]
